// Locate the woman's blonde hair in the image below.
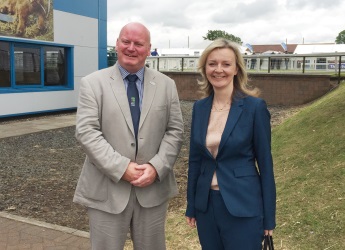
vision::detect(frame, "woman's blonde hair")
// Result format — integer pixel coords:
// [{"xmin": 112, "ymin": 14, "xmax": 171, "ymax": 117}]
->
[{"xmin": 197, "ymin": 38, "xmax": 260, "ymax": 99}]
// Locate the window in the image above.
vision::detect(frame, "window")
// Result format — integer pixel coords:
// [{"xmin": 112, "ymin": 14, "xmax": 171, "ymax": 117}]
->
[
  {"xmin": 188, "ymin": 60, "xmax": 195, "ymax": 68},
  {"xmin": 14, "ymin": 46, "xmax": 41, "ymax": 86},
  {"xmin": 0, "ymin": 41, "xmax": 10, "ymax": 87},
  {"xmin": 316, "ymin": 58, "xmax": 326, "ymax": 63},
  {"xmin": 44, "ymin": 46, "xmax": 66, "ymax": 86},
  {"xmin": 0, "ymin": 39, "xmax": 73, "ymax": 92},
  {"xmin": 316, "ymin": 57, "xmax": 326, "ymax": 70}
]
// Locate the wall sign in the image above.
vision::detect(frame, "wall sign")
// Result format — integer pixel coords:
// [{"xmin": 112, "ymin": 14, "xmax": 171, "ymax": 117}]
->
[{"xmin": 0, "ymin": 0, "xmax": 53, "ymax": 41}]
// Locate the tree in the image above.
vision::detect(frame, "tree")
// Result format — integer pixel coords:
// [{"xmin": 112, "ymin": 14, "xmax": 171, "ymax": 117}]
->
[
  {"xmin": 203, "ymin": 30, "xmax": 242, "ymax": 44},
  {"xmin": 335, "ymin": 30, "xmax": 345, "ymax": 44}
]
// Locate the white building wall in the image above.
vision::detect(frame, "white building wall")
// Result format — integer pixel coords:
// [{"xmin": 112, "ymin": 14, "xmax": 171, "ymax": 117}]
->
[
  {"xmin": 0, "ymin": 91, "xmax": 78, "ymax": 115},
  {"xmin": 1, "ymin": 10, "xmax": 99, "ymax": 117},
  {"xmin": 294, "ymin": 44, "xmax": 345, "ymax": 54}
]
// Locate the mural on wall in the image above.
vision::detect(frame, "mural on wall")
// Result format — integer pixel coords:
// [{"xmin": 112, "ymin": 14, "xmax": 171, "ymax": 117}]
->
[{"xmin": 0, "ymin": 0, "xmax": 53, "ymax": 41}]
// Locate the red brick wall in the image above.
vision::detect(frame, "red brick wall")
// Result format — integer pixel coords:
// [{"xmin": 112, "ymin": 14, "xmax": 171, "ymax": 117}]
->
[
  {"xmin": 163, "ymin": 72, "xmax": 202, "ymax": 100},
  {"xmin": 163, "ymin": 72, "xmax": 332, "ymax": 106}
]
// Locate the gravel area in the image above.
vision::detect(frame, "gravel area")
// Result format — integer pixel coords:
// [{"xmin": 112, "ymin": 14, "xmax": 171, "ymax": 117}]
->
[{"xmin": 0, "ymin": 100, "xmax": 302, "ymax": 231}]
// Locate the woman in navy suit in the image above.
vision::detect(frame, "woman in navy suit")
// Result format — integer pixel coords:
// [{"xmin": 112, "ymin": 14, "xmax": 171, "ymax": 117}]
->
[{"xmin": 185, "ymin": 39, "xmax": 276, "ymax": 249}]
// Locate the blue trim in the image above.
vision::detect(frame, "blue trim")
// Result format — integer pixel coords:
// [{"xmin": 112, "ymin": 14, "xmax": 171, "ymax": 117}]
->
[
  {"xmin": 98, "ymin": 0, "xmax": 107, "ymax": 69},
  {"xmin": 0, "ymin": 36, "xmax": 73, "ymax": 48},
  {"xmin": 98, "ymin": 19, "xmax": 107, "ymax": 69},
  {"xmin": 99, "ymin": 0, "xmax": 107, "ymax": 20},
  {"xmin": 67, "ymin": 47, "xmax": 74, "ymax": 88},
  {"xmin": 54, "ymin": 0, "xmax": 99, "ymax": 19},
  {"xmin": 0, "ymin": 108, "xmax": 77, "ymax": 119},
  {"xmin": 0, "ymin": 87, "xmax": 74, "ymax": 94},
  {"xmin": 0, "ymin": 38, "xmax": 74, "ymax": 93}
]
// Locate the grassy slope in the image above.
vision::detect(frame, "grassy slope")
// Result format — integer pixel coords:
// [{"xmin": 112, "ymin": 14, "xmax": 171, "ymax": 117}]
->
[
  {"xmin": 273, "ymin": 83, "xmax": 345, "ymax": 249},
  {"xmin": 125, "ymin": 83, "xmax": 345, "ymax": 250}
]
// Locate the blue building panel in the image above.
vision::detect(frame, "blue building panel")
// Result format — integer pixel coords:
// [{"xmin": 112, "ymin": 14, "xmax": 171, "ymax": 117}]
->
[
  {"xmin": 54, "ymin": 0, "xmax": 99, "ymax": 19},
  {"xmin": 99, "ymin": 0, "xmax": 107, "ymax": 21},
  {"xmin": 99, "ymin": 18, "xmax": 108, "ymax": 69},
  {"xmin": 54, "ymin": 0, "xmax": 107, "ymax": 70}
]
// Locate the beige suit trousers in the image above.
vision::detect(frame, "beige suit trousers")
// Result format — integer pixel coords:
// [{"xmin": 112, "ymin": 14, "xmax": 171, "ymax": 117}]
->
[{"xmin": 88, "ymin": 187, "xmax": 168, "ymax": 250}]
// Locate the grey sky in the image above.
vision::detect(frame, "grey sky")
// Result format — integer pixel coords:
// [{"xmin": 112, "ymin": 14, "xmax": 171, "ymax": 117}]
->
[{"xmin": 107, "ymin": 0, "xmax": 345, "ymax": 49}]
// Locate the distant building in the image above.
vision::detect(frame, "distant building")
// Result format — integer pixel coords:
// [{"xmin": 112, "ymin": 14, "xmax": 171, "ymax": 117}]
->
[
  {"xmin": 252, "ymin": 44, "xmax": 298, "ymax": 54},
  {"xmin": 156, "ymin": 41, "xmax": 250, "ymax": 57},
  {"xmin": 250, "ymin": 43, "xmax": 345, "ymax": 55},
  {"xmin": 294, "ymin": 43, "xmax": 345, "ymax": 54},
  {"xmin": 145, "ymin": 42, "xmax": 345, "ymax": 72}
]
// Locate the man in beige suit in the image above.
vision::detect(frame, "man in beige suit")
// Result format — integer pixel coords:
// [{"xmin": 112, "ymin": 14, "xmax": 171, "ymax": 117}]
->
[{"xmin": 73, "ymin": 22, "xmax": 184, "ymax": 250}]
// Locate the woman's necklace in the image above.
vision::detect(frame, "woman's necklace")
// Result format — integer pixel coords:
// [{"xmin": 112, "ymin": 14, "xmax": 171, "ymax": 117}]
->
[{"xmin": 212, "ymin": 99, "xmax": 231, "ymax": 112}]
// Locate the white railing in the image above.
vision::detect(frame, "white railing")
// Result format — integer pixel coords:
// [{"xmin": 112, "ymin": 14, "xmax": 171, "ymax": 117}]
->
[{"xmin": 145, "ymin": 53, "xmax": 345, "ymax": 77}]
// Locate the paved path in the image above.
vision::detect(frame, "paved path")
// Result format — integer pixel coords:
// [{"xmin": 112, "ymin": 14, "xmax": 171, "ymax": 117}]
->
[
  {"xmin": 0, "ymin": 114, "xmax": 76, "ymax": 139},
  {"xmin": 0, "ymin": 212, "xmax": 90, "ymax": 250},
  {"xmin": 0, "ymin": 114, "xmax": 92, "ymax": 249}
]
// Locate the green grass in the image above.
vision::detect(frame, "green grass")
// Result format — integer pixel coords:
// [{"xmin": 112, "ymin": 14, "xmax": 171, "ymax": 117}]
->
[
  {"xmin": 272, "ymin": 82, "xmax": 345, "ymax": 249},
  {"xmin": 124, "ymin": 83, "xmax": 345, "ymax": 249}
]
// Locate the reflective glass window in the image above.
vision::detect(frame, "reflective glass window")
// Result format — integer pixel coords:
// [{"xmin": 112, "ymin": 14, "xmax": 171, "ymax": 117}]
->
[
  {"xmin": 0, "ymin": 41, "xmax": 11, "ymax": 87},
  {"xmin": 44, "ymin": 47, "xmax": 66, "ymax": 86},
  {"xmin": 14, "ymin": 46, "xmax": 41, "ymax": 85}
]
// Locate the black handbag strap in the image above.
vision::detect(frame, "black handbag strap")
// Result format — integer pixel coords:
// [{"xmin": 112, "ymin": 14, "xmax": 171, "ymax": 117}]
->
[{"xmin": 263, "ymin": 235, "xmax": 274, "ymax": 250}]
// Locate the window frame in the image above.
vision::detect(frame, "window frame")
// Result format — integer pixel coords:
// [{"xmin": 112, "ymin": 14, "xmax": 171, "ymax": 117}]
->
[
  {"xmin": 13, "ymin": 43, "xmax": 43, "ymax": 88},
  {"xmin": 0, "ymin": 37, "xmax": 74, "ymax": 94}
]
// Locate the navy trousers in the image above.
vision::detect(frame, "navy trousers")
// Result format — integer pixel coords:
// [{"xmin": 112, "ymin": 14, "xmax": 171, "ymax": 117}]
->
[{"xmin": 195, "ymin": 190, "xmax": 264, "ymax": 250}]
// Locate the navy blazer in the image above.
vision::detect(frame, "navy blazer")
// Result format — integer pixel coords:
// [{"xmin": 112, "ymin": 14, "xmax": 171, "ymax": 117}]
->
[{"xmin": 186, "ymin": 94, "xmax": 276, "ymax": 230}]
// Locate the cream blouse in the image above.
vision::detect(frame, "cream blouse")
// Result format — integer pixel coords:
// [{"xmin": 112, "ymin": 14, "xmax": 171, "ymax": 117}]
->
[{"xmin": 206, "ymin": 107, "xmax": 230, "ymax": 190}]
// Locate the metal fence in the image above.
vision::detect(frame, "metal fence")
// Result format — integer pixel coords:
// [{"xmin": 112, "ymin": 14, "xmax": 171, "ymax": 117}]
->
[{"xmin": 145, "ymin": 52, "xmax": 345, "ymax": 78}]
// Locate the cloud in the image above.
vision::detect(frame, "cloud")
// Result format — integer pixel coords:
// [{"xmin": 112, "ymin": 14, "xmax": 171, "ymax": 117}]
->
[
  {"xmin": 285, "ymin": 0, "xmax": 342, "ymax": 10},
  {"xmin": 106, "ymin": 0, "xmax": 345, "ymax": 48},
  {"xmin": 212, "ymin": 0, "xmax": 280, "ymax": 24},
  {"xmin": 108, "ymin": 0, "xmax": 191, "ymax": 29}
]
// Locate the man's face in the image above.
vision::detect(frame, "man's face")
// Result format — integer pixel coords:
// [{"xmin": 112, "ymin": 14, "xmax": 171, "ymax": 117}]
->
[{"xmin": 116, "ymin": 24, "xmax": 151, "ymax": 73}]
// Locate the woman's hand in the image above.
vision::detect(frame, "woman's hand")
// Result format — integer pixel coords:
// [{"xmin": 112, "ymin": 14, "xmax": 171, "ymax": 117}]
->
[
  {"xmin": 186, "ymin": 217, "xmax": 196, "ymax": 228},
  {"xmin": 264, "ymin": 230, "xmax": 273, "ymax": 236}
]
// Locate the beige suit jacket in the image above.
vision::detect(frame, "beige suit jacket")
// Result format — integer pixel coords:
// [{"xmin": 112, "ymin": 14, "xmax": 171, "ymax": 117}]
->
[{"xmin": 73, "ymin": 63, "xmax": 184, "ymax": 214}]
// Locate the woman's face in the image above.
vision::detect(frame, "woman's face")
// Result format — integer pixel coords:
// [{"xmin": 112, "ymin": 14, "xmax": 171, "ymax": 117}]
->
[{"xmin": 205, "ymin": 48, "xmax": 238, "ymax": 91}]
